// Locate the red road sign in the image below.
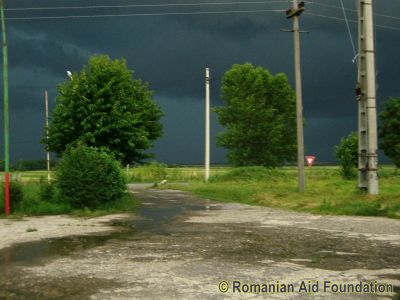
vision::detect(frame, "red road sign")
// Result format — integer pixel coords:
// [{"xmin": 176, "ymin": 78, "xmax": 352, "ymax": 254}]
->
[{"xmin": 305, "ymin": 156, "xmax": 316, "ymax": 167}]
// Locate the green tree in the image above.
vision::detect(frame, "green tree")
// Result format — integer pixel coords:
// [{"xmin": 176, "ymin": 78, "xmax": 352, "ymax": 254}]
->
[
  {"xmin": 45, "ymin": 55, "xmax": 163, "ymax": 164},
  {"xmin": 379, "ymin": 97, "xmax": 400, "ymax": 168},
  {"xmin": 215, "ymin": 63, "xmax": 297, "ymax": 167},
  {"xmin": 335, "ymin": 132, "xmax": 358, "ymax": 179}
]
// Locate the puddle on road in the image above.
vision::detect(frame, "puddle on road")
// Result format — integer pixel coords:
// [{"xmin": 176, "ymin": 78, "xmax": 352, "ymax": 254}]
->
[
  {"xmin": 0, "ymin": 193, "xmax": 205, "ymax": 268},
  {"xmin": 1, "ymin": 189, "xmax": 399, "ymax": 299},
  {"xmin": 0, "ymin": 191, "xmax": 206, "ymax": 298}
]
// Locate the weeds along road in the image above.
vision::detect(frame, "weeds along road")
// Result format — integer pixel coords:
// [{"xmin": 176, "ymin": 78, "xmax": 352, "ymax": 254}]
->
[{"xmin": 0, "ymin": 184, "xmax": 399, "ymax": 299}]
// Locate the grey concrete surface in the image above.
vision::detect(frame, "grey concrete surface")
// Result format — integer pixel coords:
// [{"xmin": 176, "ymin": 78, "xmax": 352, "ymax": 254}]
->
[{"xmin": 0, "ymin": 186, "xmax": 399, "ymax": 299}]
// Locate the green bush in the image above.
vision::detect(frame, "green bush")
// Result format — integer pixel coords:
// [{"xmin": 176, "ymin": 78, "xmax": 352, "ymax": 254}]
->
[
  {"xmin": 0, "ymin": 180, "xmax": 24, "ymax": 213},
  {"xmin": 56, "ymin": 146, "xmax": 126, "ymax": 209},
  {"xmin": 39, "ymin": 177, "xmax": 58, "ymax": 203},
  {"xmin": 335, "ymin": 132, "xmax": 358, "ymax": 179}
]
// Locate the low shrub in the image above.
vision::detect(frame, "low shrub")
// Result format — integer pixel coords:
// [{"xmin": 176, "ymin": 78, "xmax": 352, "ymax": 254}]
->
[
  {"xmin": 39, "ymin": 177, "xmax": 59, "ymax": 203},
  {"xmin": 335, "ymin": 132, "xmax": 358, "ymax": 179},
  {"xmin": 0, "ymin": 180, "xmax": 24, "ymax": 212},
  {"xmin": 56, "ymin": 146, "xmax": 126, "ymax": 209}
]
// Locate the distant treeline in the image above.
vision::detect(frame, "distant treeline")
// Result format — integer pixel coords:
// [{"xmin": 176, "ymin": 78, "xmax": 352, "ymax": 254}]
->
[{"xmin": 0, "ymin": 160, "xmax": 57, "ymax": 171}]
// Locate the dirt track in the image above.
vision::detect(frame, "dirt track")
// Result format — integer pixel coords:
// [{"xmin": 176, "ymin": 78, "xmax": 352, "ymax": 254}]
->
[{"xmin": 0, "ymin": 185, "xmax": 399, "ymax": 299}]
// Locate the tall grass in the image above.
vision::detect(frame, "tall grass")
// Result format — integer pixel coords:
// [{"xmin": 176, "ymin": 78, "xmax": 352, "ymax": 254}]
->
[
  {"xmin": 0, "ymin": 180, "xmax": 138, "ymax": 217},
  {"xmin": 167, "ymin": 165, "xmax": 400, "ymax": 219},
  {"xmin": 126, "ymin": 162, "xmax": 230, "ymax": 183},
  {"xmin": 0, "ymin": 181, "xmax": 71, "ymax": 216}
]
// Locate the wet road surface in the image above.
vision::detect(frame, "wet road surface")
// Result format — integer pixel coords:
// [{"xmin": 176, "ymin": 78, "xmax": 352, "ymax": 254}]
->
[{"xmin": 0, "ymin": 185, "xmax": 399, "ymax": 299}]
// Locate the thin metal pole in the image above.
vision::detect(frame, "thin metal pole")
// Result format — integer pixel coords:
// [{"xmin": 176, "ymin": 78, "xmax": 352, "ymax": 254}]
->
[
  {"xmin": 1, "ymin": 0, "xmax": 10, "ymax": 215},
  {"xmin": 45, "ymin": 90, "xmax": 51, "ymax": 183},
  {"xmin": 364, "ymin": 0, "xmax": 379, "ymax": 194},
  {"xmin": 205, "ymin": 68, "xmax": 210, "ymax": 182},
  {"xmin": 293, "ymin": 0, "xmax": 305, "ymax": 192}
]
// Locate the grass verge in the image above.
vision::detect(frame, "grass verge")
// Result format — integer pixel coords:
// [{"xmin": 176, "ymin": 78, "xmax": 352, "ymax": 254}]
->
[
  {"xmin": 165, "ymin": 166, "xmax": 400, "ymax": 219},
  {"xmin": 0, "ymin": 182, "xmax": 139, "ymax": 218}
]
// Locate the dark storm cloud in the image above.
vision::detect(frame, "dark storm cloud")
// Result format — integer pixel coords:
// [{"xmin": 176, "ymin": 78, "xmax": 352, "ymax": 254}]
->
[{"xmin": 1, "ymin": 0, "xmax": 399, "ymax": 163}]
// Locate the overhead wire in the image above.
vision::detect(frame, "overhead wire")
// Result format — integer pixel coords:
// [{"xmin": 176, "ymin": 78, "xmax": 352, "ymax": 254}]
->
[
  {"xmin": 4, "ymin": 1, "xmax": 290, "ymax": 11},
  {"xmin": 339, "ymin": 0, "xmax": 358, "ymax": 66},
  {"xmin": 306, "ymin": 1, "xmax": 400, "ymax": 21},
  {"xmin": 304, "ymin": 12, "xmax": 400, "ymax": 31},
  {"xmin": 5, "ymin": 9, "xmax": 286, "ymax": 21},
  {"xmin": 3, "ymin": 0, "xmax": 400, "ymax": 31},
  {"xmin": 6, "ymin": 0, "xmax": 400, "ymax": 22}
]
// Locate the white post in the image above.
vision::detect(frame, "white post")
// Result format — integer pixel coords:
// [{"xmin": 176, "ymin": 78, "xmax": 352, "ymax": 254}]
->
[
  {"xmin": 45, "ymin": 90, "xmax": 51, "ymax": 183},
  {"xmin": 364, "ymin": 0, "xmax": 379, "ymax": 194},
  {"xmin": 205, "ymin": 68, "xmax": 210, "ymax": 182},
  {"xmin": 293, "ymin": 0, "xmax": 305, "ymax": 192}
]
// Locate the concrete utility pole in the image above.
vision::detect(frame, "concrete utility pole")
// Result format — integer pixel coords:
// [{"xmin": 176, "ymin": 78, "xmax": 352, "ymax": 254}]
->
[
  {"xmin": 286, "ymin": 0, "xmax": 305, "ymax": 192},
  {"xmin": 357, "ymin": 0, "xmax": 379, "ymax": 195},
  {"xmin": 45, "ymin": 90, "xmax": 51, "ymax": 183},
  {"xmin": 205, "ymin": 68, "xmax": 210, "ymax": 182}
]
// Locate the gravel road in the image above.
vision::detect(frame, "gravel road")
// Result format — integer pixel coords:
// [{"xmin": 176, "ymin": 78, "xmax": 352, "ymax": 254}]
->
[{"xmin": 0, "ymin": 184, "xmax": 399, "ymax": 299}]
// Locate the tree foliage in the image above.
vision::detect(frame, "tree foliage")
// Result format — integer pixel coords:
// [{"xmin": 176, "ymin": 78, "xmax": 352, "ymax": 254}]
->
[
  {"xmin": 379, "ymin": 97, "xmax": 400, "ymax": 168},
  {"xmin": 215, "ymin": 63, "xmax": 297, "ymax": 167},
  {"xmin": 56, "ymin": 146, "xmax": 126, "ymax": 209},
  {"xmin": 335, "ymin": 132, "xmax": 358, "ymax": 179},
  {"xmin": 46, "ymin": 55, "xmax": 163, "ymax": 164}
]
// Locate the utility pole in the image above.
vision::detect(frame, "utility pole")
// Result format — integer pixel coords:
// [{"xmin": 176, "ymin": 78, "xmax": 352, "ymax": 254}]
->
[
  {"xmin": 45, "ymin": 90, "xmax": 51, "ymax": 183},
  {"xmin": 205, "ymin": 68, "xmax": 210, "ymax": 182},
  {"xmin": 0, "ymin": 0, "xmax": 9, "ymax": 215},
  {"xmin": 357, "ymin": 0, "xmax": 379, "ymax": 195},
  {"xmin": 286, "ymin": 0, "xmax": 305, "ymax": 192}
]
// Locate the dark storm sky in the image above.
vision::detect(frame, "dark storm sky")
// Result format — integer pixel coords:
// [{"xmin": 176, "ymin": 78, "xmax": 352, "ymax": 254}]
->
[{"xmin": 2, "ymin": 0, "xmax": 400, "ymax": 164}]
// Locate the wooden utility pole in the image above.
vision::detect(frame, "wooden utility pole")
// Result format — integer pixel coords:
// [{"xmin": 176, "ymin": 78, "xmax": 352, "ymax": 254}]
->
[
  {"xmin": 45, "ymin": 90, "xmax": 51, "ymax": 183},
  {"xmin": 357, "ymin": 0, "xmax": 379, "ymax": 195},
  {"xmin": 205, "ymin": 68, "xmax": 210, "ymax": 182},
  {"xmin": 286, "ymin": 0, "xmax": 305, "ymax": 192}
]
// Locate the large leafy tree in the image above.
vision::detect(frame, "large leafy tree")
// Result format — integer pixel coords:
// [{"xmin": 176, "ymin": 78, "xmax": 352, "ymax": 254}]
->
[
  {"xmin": 215, "ymin": 63, "xmax": 297, "ymax": 167},
  {"xmin": 379, "ymin": 97, "xmax": 400, "ymax": 168},
  {"xmin": 45, "ymin": 55, "xmax": 163, "ymax": 164}
]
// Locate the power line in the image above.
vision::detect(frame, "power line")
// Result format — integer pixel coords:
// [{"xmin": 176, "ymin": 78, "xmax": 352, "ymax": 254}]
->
[
  {"xmin": 5, "ymin": 0, "xmax": 400, "ymax": 22},
  {"xmin": 5, "ymin": 1, "xmax": 290, "ymax": 11},
  {"xmin": 306, "ymin": 1, "xmax": 357, "ymax": 13},
  {"xmin": 5, "ymin": 9, "xmax": 286, "ymax": 21},
  {"xmin": 375, "ymin": 12, "xmax": 400, "ymax": 21},
  {"xmin": 304, "ymin": 12, "xmax": 400, "ymax": 31},
  {"xmin": 339, "ymin": 0, "xmax": 357, "ymax": 60},
  {"xmin": 306, "ymin": 1, "xmax": 400, "ymax": 21},
  {"xmin": 4, "ymin": 3, "xmax": 400, "ymax": 31}
]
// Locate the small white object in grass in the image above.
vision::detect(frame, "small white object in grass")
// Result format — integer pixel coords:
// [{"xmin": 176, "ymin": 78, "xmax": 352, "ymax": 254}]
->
[{"xmin": 160, "ymin": 179, "xmax": 167, "ymax": 185}]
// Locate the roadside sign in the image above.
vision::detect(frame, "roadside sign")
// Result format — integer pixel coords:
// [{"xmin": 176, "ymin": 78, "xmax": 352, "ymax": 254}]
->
[{"xmin": 305, "ymin": 156, "xmax": 315, "ymax": 167}]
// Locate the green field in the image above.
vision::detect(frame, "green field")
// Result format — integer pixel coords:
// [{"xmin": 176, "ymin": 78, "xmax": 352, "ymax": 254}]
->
[
  {"xmin": 0, "ymin": 170, "xmax": 138, "ymax": 217},
  {"xmin": 1, "ymin": 165, "xmax": 398, "ymax": 218},
  {"xmin": 154, "ymin": 165, "xmax": 400, "ymax": 219}
]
